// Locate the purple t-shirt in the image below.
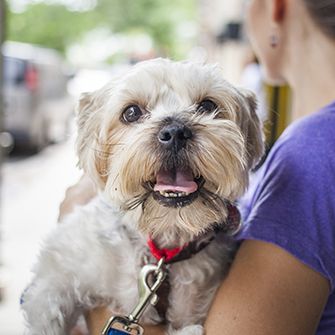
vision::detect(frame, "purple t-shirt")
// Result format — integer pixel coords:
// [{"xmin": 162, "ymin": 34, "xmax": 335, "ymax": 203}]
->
[{"xmin": 237, "ymin": 101, "xmax": 335, "ymax": 333}]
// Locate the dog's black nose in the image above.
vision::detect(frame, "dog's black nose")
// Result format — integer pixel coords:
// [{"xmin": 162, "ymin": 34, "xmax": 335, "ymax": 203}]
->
[{"xmin": 158, "ymin": 122, "xmax": 192, "ymax": 151}]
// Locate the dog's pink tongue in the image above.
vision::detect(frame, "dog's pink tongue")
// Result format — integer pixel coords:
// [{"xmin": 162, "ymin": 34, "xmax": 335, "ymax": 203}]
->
[{"xmin": 154, "ymin": 169, "xmax": 198, "ymax": 193}]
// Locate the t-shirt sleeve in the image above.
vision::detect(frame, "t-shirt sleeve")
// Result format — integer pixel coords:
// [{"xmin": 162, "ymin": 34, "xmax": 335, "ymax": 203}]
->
[{"xmin": 237, "ymin": 135, "xmax": 335, "ymax": 292}]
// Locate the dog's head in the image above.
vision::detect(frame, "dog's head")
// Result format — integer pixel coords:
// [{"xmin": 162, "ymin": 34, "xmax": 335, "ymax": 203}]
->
[{"xmin": 77, "ymin": 59, "xmax": 264, "ymax": 242}]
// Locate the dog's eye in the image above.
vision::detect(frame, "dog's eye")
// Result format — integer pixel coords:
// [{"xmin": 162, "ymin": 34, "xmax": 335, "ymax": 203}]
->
[
  {"xmin": 197, "ymin": 99, "xmax": 217, "ymax": 113},
  {"xmin": 122, "ymin": 105, "xmax": 143, "ymax": 123}
]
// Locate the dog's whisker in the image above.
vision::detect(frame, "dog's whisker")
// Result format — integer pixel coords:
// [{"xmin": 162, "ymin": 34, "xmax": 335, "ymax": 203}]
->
[{"xmin": 123, "ymin": 192, "xmax": 150, "ymax": 211}]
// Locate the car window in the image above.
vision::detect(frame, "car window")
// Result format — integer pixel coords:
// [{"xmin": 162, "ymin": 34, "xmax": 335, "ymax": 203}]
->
[{"xmin": 3, "ymin": 56, "xmax": 26, "ymax": 86}]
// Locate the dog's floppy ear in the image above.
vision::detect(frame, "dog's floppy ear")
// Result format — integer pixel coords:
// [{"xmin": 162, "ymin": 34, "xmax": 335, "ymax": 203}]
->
[
  {"xmin": 77, "ymin": 92, "xmax": 95, "ymax": 130},
  {"xmin": 239, "ymin": 88, "xmax": 265, "ymax": 169},
  {"xmin": 76, "ymin": 91, "xmax": 107, "ymax": 188}
]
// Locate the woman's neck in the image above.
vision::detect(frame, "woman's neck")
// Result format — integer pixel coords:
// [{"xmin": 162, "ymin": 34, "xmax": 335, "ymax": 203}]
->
[{"xmin": 285, "ymin": 30, "xmax": 335, "ymax": 121}]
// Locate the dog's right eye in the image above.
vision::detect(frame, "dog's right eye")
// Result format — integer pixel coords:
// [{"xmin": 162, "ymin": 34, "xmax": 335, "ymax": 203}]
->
[
  {"xmin": 197, "ymin": 99, "xmax": 217, "ymax": 114},
  {"xmin": 122, "ymin": 105, "xmax": 143, "ymax": 123}
]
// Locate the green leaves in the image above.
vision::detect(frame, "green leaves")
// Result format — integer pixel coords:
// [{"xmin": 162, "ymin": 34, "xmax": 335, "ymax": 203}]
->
[{"xmin": 7, "ymin": 0, "xmax": 196, "ymax": 58}]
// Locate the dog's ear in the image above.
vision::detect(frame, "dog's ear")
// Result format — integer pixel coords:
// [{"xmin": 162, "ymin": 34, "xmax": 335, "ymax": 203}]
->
[
  {"xmin": 76, "ymin": 91, "xmax": 107, "ymax": 188},
  {"xmin": 239, "ymin": 88, "xmax": 265, "ymax": 169},
  {"xmin": 77, "ymin": 92, "xmax": 95, "ymax": 130}
]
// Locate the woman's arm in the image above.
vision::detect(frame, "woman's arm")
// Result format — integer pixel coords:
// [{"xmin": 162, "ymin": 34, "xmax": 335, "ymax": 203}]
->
[{"xmin": 205, "ymin": 239, "xmax": 330, "ymax": 335}]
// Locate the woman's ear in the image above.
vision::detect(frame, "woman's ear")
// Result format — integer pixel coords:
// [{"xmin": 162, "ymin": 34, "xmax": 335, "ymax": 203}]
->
[{"xmin": 272, "ymin": 0, "xmax": 286, "ymax": 22}]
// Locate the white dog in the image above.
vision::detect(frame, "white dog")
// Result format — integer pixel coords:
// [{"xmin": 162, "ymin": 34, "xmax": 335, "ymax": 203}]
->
[{"xmin": 21, "ymin": 59, "xmax": 264, "ymax": 335}]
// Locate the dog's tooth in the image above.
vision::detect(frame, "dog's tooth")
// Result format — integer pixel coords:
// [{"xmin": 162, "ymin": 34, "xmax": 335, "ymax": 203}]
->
[{"xmin": 158, "ymin": 190, "xmax": 194, "ymax": 198}]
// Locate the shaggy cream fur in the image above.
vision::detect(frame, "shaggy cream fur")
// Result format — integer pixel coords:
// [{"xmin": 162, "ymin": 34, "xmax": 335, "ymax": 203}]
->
[{"xmin": 22, "ymin": 58, "xmax": 264, "ymax": 335}]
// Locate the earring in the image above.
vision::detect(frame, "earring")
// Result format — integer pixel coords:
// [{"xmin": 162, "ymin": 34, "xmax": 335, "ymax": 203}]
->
[
  {"xmin": 270, "ymin": 33, "xmax": 279, "ymax": 48},
  {"xmin": 270, "ymin": 26, "xmax": 279, "ymax": 49}
]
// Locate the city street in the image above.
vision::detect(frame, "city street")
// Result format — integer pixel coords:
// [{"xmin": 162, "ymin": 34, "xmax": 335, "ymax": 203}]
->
[{"xmin": 0, "ymin": 137, "xmax": 81, "ymax": 334}]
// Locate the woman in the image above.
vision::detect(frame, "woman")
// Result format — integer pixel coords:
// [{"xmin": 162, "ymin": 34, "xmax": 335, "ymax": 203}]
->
[
  {"xmin": 207, "ymin": 0, "xmax": 335, "ymax": 333},
  {"xmin": 62, "ymin": 0, "xmax": 335, "ymax": 333}
]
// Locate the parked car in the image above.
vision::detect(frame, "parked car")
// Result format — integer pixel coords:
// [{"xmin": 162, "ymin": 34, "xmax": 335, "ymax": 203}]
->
[{"xmin": 2, "ymin": 41, "xmax": 74, "ymax": 151}]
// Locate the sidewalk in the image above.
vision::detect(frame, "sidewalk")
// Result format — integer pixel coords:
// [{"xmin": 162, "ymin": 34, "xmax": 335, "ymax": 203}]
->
[{"xmin": 0, "ymin": 138, "xmax": 81, "ymax": 334}]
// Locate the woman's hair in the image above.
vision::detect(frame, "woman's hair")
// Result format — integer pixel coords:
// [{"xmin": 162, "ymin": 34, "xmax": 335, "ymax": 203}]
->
[{"xmin": 303, "ymin": 0, "xmax": 335, "ymax": 38}]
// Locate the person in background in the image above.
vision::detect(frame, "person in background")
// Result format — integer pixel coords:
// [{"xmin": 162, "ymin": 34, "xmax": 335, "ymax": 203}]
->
[
  {"xmin": 240, "ymin": 48, "xmax": 268, "ymax": 122},
  {"xmin": 61, "ymin": 0, "xmax": 335, "ymax": 333}
]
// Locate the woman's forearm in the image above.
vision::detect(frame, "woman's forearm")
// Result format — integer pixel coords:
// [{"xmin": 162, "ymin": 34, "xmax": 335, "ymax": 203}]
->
[{"xmin": 205, "ymin": 240, "xmax": 329, "ymax": 335}]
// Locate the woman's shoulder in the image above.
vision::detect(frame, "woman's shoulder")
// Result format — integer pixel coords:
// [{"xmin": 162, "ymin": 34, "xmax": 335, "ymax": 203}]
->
[
  {"xmin": 279, "ymin": 100, "xmax": 335, "ymax": 148},
  {"xmin": 266, "ymin": 100, "xmax": 335, "ymax": 173},
  {"xmin": 240, "ymin": 100, "xmax": 335, "ymax": 227}
]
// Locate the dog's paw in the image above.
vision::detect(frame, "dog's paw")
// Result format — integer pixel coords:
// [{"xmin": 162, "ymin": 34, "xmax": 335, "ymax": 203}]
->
[{"xmin": 167, "ymin": 324, "xmax": 204, "ymax": 335}]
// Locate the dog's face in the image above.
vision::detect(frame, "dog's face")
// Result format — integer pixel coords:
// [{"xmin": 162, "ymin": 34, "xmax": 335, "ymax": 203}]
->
[{"xmin": 77, "ymin": 59, "xmax": 264, "ymax": 242}]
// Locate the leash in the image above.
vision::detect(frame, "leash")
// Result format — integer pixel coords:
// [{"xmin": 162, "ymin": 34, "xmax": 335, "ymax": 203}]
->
[
  {"xmin": 101, "ymin": 258, "xmax": 167, "ymax": 335},
  {"xmin": 102, "ymin": 202, "xmax": 241, "ymax": 335}
]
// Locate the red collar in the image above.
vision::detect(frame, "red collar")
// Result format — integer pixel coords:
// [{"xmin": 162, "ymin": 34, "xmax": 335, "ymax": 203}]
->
[
  {"xmin": 147, "ymin": 201, "xmax": 241, "ymax": 264},
  {"xmin": 147, "ymin": 239, "xmax": 186, "ymax": 263}
]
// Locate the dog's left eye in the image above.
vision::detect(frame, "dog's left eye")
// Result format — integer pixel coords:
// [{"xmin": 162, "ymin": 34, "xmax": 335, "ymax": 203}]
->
[
  {"xmin": 197, "ymin": 99, "xmax": 217, "ymax": 113},
  {"xmin": 122, "ymin": 105, "xmax": 143, "ymax": 123}
]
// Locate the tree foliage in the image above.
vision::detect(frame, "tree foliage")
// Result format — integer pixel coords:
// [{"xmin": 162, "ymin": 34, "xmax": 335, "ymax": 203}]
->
[{"xmin": 7, "ymin": 0, "xmax": 196, "ymax": 57}]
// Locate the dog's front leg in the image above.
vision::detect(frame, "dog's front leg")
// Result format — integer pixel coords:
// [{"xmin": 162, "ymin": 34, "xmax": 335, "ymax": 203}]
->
[
  {"xmin": 21, "ymin": 215, "xmax": 107, "ymax": 334},
  {"xmin": 21, "ymin": 278, "xmax": 80, "ymax": 335}
]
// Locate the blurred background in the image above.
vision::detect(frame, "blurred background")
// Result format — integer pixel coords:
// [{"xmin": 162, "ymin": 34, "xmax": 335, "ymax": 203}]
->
[{"xmin": 0, "ymin": 0, "xmax": 290, "ymax": 333}]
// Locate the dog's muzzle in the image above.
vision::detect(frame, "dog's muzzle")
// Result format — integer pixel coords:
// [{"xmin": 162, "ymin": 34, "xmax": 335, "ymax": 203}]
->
[{"xmin": 151, "ymin": 120, "xmax": 203, "ymax": 208}]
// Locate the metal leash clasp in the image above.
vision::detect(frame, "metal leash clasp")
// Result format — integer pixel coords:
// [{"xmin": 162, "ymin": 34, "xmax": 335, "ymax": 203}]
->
[{"xmin": 101, "ymin": 258, "xmax": 166, "ymax": 335}]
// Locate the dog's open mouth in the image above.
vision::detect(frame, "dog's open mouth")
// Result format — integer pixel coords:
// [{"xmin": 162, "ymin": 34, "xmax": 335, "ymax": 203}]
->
[{"xmin": 152, "ymin": 168, "xmax": 204, "ymax": 207}]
